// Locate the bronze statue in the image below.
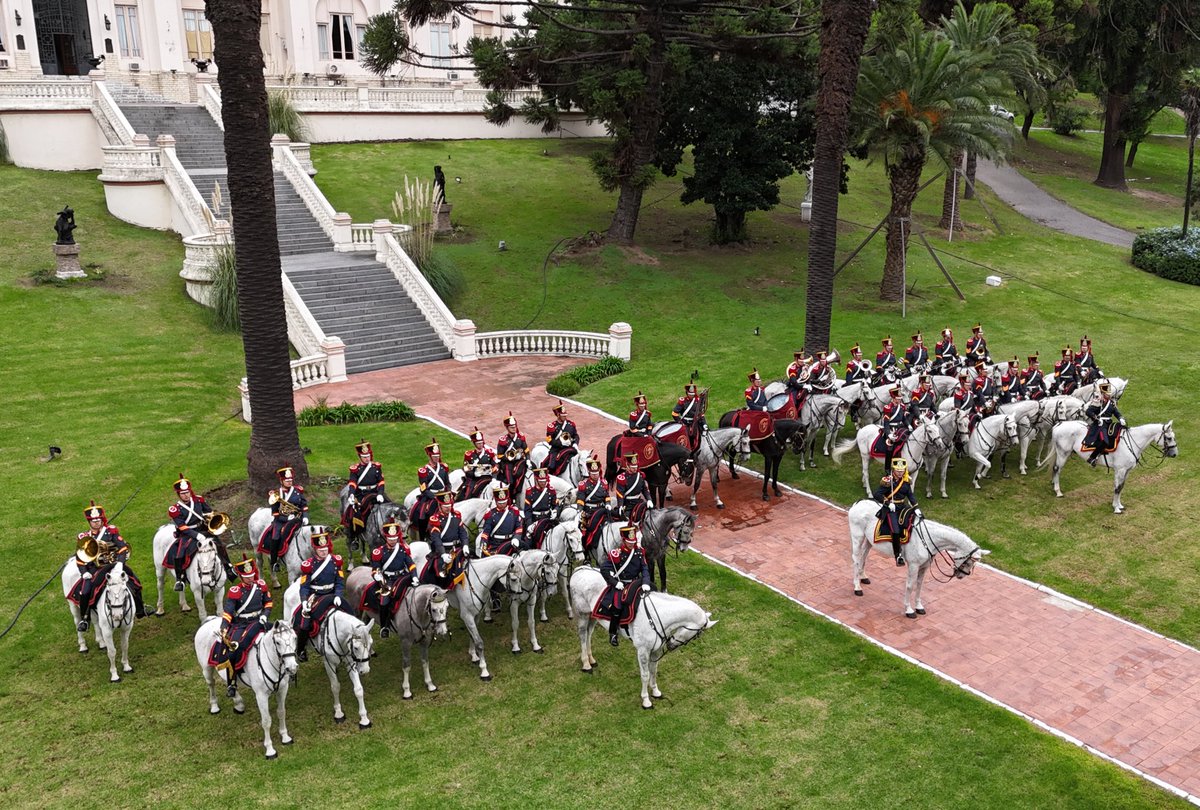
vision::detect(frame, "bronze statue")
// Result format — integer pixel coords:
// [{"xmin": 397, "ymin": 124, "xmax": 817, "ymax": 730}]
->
[
  {"xmin": 434, "ymin": 165, "xmax": 448, "ymax": 205},
  {"xmin": 54, "ymin": 206, "xmax": 77, "ymax": 245}
]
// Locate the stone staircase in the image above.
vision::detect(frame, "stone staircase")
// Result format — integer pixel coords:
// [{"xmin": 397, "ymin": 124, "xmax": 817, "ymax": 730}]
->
[{"xmin": 113, "ymin": 99, "xmax": 451, "ymax": 371}]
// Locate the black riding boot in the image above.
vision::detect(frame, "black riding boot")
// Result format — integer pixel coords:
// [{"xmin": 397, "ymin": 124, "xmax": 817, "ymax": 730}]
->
[
  {"xmin": 77, "ymin": 597, "xmax": 91, "ymax": 632},
  {"xmin": 891, "ymin": 537, "xmax": 905, "ymax": 566},
  {"xmin": 609, "ymin": 618, "xmax": 621, "ymax": 647},
  {"xmin": 379, "ymin": 596, "xmax": 391, "ymax": 638},
  {"xmin": 295, "ymin": 630, "xmax": 309, "ymax": 663},
  {"xmin": 174, "ymin": 558, "xmax": 187, "ymax": 591},
  {"xmin": 268, "ymin": 534, "xmax": 282, "ymax": 573},
  {"xmin": 1088, "ymin": 449, "xmax": 1101, "ymax": 467},
  {"xmin": 131, "ymin": 584, "xmax": 149, "ymax": 619},
  {"xmin": 216, "ymin": 541, "xmax": 235, "ymax": 579}
]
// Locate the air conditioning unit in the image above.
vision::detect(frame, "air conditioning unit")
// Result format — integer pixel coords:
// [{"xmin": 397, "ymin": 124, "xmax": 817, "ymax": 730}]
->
[
  {"xmin": 0, "ymin": 56, "xmax": 10, "ymax": 70},
  {"xmin": 447, "ymin": 72, "xmax": 459, "ymax": 80},
  {"xmin": 325, "ymin": 63, "xmax": 339, "ymax": 77},
  {"xmin": 128, "ymin": 62, "xmax": 141, "ymax": 72}
]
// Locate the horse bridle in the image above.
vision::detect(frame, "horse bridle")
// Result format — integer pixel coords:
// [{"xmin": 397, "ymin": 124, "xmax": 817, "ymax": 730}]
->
[
  {"xmin": 104, "ymin": 574, "xmax": 133, "ymax": 627},
  {"xmin": 318, "ymin": 615, "xmax": 372, "ymax": 672},
  {"xmin": 505, "ymin": 553, "xmax": 553, "ymax": 601},
  {"xmin": 251, "ymin": 627, "xmax": 298, "ymax": 693},
  {"xmin": 643, "ymin": 595, "xmax": 709, "ymax": 662},
  {"xmin": 913, "ymin": 519, "xmax": 980, "ymax": 584}
]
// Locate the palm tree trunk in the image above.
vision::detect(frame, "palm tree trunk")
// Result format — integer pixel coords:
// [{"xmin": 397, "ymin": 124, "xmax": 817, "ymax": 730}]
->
[
  {"xmin": 1184, "ymin": 134, "xmax": 1196, "ymax": 234},
  {"xmin": 938, "ymin": 149, "xmax": 963, "ymax": 230},
  {"xmin": 207, "ymin": 0, "xmax": 308, "ymax": 492},
  {"xmin": 881, "ymin": 156, "xmax": 924, "ymax": 302},
  {"xmin": 963, "ymin": 152, "xmax": 977, "ymax": 199},
  {"xmin": 803, "ymin": 0, "xmax": 874, "ymax": 353}
]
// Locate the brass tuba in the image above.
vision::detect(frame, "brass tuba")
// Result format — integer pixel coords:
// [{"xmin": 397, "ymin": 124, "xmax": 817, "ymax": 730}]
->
[
  {"xmin": 268, "ymin": 490, "xmax": 301, "ymax": 515},
  {"xmin": 205, "ymin": 512, "xmax": 231, "ymax": 537},
  {"xmin": 826, "ymin": 348, "xmax": 841, "ymax": 367},
  {"xmin": 504, "ymin": 445, "xmax": 523, "ymax": 462},
  {"xmin": 76, "ymin": 535, "xmax": 117, "ymax": 565}
]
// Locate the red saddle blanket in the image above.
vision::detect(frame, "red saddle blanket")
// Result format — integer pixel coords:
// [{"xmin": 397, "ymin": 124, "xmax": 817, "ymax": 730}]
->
[
  {"xmin": 256, "ymin": 523, "xmax": 298, "ymax": 556},
  {"xmin": 66, "ymin": 577, "xmax": 107, "ymax": 606},
  {"xmin": 731, "ymin": 409, "xmax": 775, "ymax": 441},
  {"xmin": 869, "ymin": 431, "xmax": 905, "ymax": 460},
  {"xmin": 616, "ymin": 435, "xmax": 659, "ymax": 468},
  {"xmin": 590, "ymin": 585, "xmax": 646, "ymax": 627}
]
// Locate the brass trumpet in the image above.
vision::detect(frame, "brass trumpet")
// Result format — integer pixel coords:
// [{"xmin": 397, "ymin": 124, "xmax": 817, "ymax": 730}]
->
[
  {"xmin": 205, "ymin": 511, "xmax": 231, "ymax": 537},
  {"xmin": 268, "ymin": 490, "xmax": 301, "ymax": 515},
  {"xmin": 503, "ymin": 446, "xmax": 523, "ymax": 462},
  {"xmin": 76, "ymin": 535, "xmax": 117, "ymax": 565}
]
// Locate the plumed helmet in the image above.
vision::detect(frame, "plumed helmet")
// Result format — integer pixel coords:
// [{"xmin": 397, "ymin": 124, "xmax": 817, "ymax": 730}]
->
[
  {"xmin": 233, "ymin": 555, "xmax": 257, "ymax": 578},
  {"xmin": 619, "ymin": 524, "xmax": 638, "ymax": 544},
  {"xmin": 552, "ymin": 401, "xmax": 567, "ymax": 417},
  {"xmin": 355, "ymin": 441, "xmax": 373, "ymax": 457},
  {"xmin": 424, "ymin": 438, "xmax": 441, "ymax": 456},
  {"xmin": 83, "ymin": 500, "xmax": 106, "ymax": 522},
  {"xmin": 747, "ymin": 368, "xmax": 761, "ymax": 382},
  {"xmin": 633, "ymin": 391, "xmax": 647, "ymax": 406},
  {"xmin": 503, "ymin": 412, "xmax": 518, "ymax": 428},
  {"xmin": 586, "ymin": 456, "xmax": 602, "ymax": 473},
  {"xmin": 173, "ymin": 473, "xmax": 192, "ymax": 494},
  {"xmin": 436, "ymin": 490, "xmax": 456, "ymax": 505},
  {"xmin": 276, "ymin": 466, "xmax": 295, "ymax": 482},
  {"xmin": 493, "ymin": 485, "xmax": 510, "ymax": 504},
  {"xmin": 312, "ymin": 530, "xmax": 332, "ymax": 551},
  {"xmin": 382, "ymin": 522, "xmax": 402, "ymax": 541},
  {"xmin": 468, "ymin": 427, "xmax": 484, "ymax": 443}
]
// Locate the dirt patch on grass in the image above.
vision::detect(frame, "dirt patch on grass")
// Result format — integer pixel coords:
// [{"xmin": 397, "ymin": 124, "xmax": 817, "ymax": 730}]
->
[
  {"xmin": 1130, "ymin": 187, "xmax": 1181, "ymax": 205},
  {"xmin": 618, "ymin": 244, "xmax": 661, "ymax": 266}
]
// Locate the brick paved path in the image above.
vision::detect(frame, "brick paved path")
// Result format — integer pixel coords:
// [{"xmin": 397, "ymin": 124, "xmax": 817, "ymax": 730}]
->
[{"xmin": 297, "ymin": 357, "xmax": 1200, "ymax": 802}]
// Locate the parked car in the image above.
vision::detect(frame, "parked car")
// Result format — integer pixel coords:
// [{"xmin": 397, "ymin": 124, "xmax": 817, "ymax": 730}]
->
[{"xmin": 989, "ymin": 104, "xmax": 1016, "ymax": 122}]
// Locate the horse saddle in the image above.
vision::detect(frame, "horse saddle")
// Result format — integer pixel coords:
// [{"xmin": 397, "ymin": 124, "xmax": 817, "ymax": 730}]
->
[
  {"xmin": 869, "ymin": 431, "xmax": 905, "ymax": 460},
  {"xmin": 67, "ymin": 576, "xmax": 107, "ymax": 606},
  {"xmin": 616, "ymin": 434, "xmax": 659, "ymax": 468},
  {"xmin": 256, "ymin": 522, "xmax": 297, "ymax": 556},
  {"xmin": 872, "ymin": 520, "xmax": 912, "ymax": 546},
  {"xmin": 590, "ymin": 584, "xmax": 645, "ymax": 626},
  {"xmin": 207, "ymin": 622, "xmax": 265, "ymax": 672},
  {"xmin": 731, "ymin": 409, "xmax": 774, "ymax": 440},
  {"xmin": 1082, "ymin": 425, "xmax": 1124, "ymax": 455}
]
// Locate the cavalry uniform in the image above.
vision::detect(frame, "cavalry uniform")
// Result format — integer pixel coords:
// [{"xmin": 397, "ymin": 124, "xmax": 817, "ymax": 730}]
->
[
  {"xmin": 1076, "ymin": 337, "xmax": 1101, "ymax": 385},
  {"xmin": 576, "ymin": 461, "xmax": 611, "ymax": 553},
  {"xmin": 904, "ymin": 333, "xmax": 929, "ymax": 377},
  {"xmin": 459, "ymin": 428, "xmax": 498, "ymax": 501},
  {"xmin": 934, "ymin": 328, "xmax": 959, "ymax": 376},
  {"xmin": 627, "ymin": 393, "xmax": 653, "ymax": 436},
  {"xmin": 786, "ymin": 351, "xmax": 811, "ymax": 393},
  {"xmin": 672, "ymin": 384, "xmax": 707, "ymax": 451},
  {"xmin": 744, "ymin": 369, "xmax": 769, "ymax": 411},
  {"xmin": 873, "ymin": 337, "xmax": 898, "ymax": 386},
  {"xmin": 166, "ymin": 475, "xmax": 230, "ymax": 587},
  {"xmin": 342, "ymin": 441, "xmax": 386, "ymax": 537},
  {"xmin": 1084, "ymin": 388, "xmax": 1125, "ymax": 465},
  {"xmin": 423, "ymin": 493, "xmax": 470, "ymax": 588},
  {"xmin": 496, "ymin": 413, "xmax": 530, "ymax": 494},
  {"xmin": 213, "ymin": 557, "xmax": 272, "ymax": 694},
  {"xmin": 614, "ymin": 454, "xmax": 651, "ymax": 523},
  {"xmin": 292, "ymin": 533, "xmax": 348, "ymax": 662},
  {"xmin": 477, "ymin": 490, "xmax": 523, "ymax": 557},
  {"xmin": 844, "ymin": 346, "xmax": 871, "ymax": 385},
  {"xmin": 878, "ymin": 389, "xmax": 908, "ymax": 468},
  {"xmin": 952, "ymin": 374, "xmax": 981, "ymax": 432},
  {"xmin": 1051, "ymin": 347, "xmax": 1079, "ymax": 395},
  {"xmin": 522, "ymin": 471, "xmax": 559, "ymax": 550},
  {"xmin": 73, "ymin": 502, "xmax": 147, "ymax": 630},
  {"xmin": 262, "ymin": 467, "xmax": 308, "ymax": 572},
  {"xmin": 1020, "ymin": 355, "xmax": 1046, "ymax": 401},
  {"xmin": 593, "ymin": 526, "xmax": 652, "ymax": 646},
  {"xmin": 808, "ymin": 353, "xmax": 835, "ymax": 395},
  {"xmin": 368, "ymin": 524, "xmax": 417, "ymax": 634},
  {"xmin": 965, "ymin": 324, "xmax": 991, "ymax": 365},
  {"xmin": 873, "ymin": 461, "xmax": 919, "ymax": 565},
  {"xmin": 545, "ymin": 402, "xmax": 580, "ymax": 477},
  {"xmin": 973, "ymin": 368, "xmax": 997, "ymax": 414},
  {"xmin": 998, "ymin": 360, "xmax": 1024, "ymax": 405},
  {"xmin": 907, "ymin": 379, "xmax": 937, "ymax": 425},
  {"xmin": 412, "ymin": 439, "xmax": 451, "ymax": 541}
]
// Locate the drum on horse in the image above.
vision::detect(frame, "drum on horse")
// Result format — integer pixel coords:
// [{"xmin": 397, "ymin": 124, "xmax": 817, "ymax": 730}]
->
[
  {"xmin": 569, "ymin": 566, "xmax": 715, "ymax": 709},
  {"xmin": 282, "ymin": 583, "xmax": 375, "ymax": 728},
  {"xmin": 847, "ymin": 499, "xmax": 990, "ymax": 618},
  {"xmin": 591, "ymin": 506, "xmax": 697, "ymax": 593},
  {"xmin": 605, "ymin": 432, "xmax": 694, "ymax": 508},
  {"xmin": 193, "ymin": 618, "xmax": 298, "ymax": 759},
  {"xmin": 345, "ymin": 568, "xmax": 450, "ymax": 700},
  {"xmin": 920, "ymin": 408, "xmax": 971, "ymax": 500},
  {"xmin": 246, "ymin": 508, "xmax": 327, "ymax": 589},
  {"xmin": 963, "ymin": 412, "xmax": 1020, "ymax": 489},
  {"xmin": 337, "ymin": 485, "xmax": 409, "ymax": 564},
  {"xmin": 832, "ymin": 414, "xmax": 945, "ymax": 497},
  {"xmin": 717, "ymin": 412, "xmax": 801, "ymax": 501},
  {"xmin": 1040, "ymin": 420, "xmax": 1177, "ymax": 513},
  {"xmin": 796, "ymin": 394, "xmax": 851, "ymax": 471},
  {"xmin": 62, "ymin": 560, "xmax": 135, "ymax": 681},
  {"xmin": 152, "ymin": 524, "xmax": 226, "ymax": 620},
  {"xmin": 537, "ymin": 504, "xmax": 586, "ymax": 622}
]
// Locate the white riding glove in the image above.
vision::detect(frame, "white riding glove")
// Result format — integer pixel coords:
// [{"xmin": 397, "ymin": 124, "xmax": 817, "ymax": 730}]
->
[
  {"xmin": 82, "ymin": 572, "xmax": 93, "ymax": 580},
  {"xmin": 259, "ymin": 614, "xmax": 270, "ymax": 626},
  {"xmin": 301, "ymin": 516, "xmax": 309, "ymax": 526},
  {"xmin": 348, "ymin": 494, "xmax": 357, "ymax": 506},
  {"xmin": 287, "ymin": 514, "xmax": 296, "ymax": 521},
  {"xmin": 410, "ymin": 575, "xmax": 419, "ymax": 586},
  {"xmin": 1119, "ymin": 419, "xmax": 1126, "ymax": 427},
  {"xmin": 376, "ymin": 494, "xmax": 385, "ymax": 503},
  {"xmin": 615, "ymin": 583, "xmax": 624, "ymax": 591},
  {"xmin": 914, "ymin": 509, "xmax": 923, "ymax": 519},
  {"xmin": 441, "ymin": 553, "xmax": 452, "ymax": 565},
  {"xmin": 888, "ymin": 503, "xmax": 896, "ymax": 512},
  {"xmin": 511, "ymin": 538, "xmax": 520, "ymax": 549},
  {"xmin": 373, "ymin": 571, "xmax": 385, "ymax": 584},
  {"xmin": 334, "ymin": 597, "xmax": 343, "ymax": 608},
  {"xmin": 641, "ymin": 584, "xmax": 651, "ymax": 593}
]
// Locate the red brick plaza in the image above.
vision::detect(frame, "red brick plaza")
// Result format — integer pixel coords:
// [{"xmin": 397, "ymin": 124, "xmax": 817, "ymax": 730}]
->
[{"xmin": 297, "ymin": 356, "xmax": 1200, "ymax": 802}]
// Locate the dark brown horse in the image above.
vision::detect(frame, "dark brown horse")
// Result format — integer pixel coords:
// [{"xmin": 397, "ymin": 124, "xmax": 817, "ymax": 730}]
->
[
  {"xmin": 604, "ymin": 434, "xmax": 694, "ymax": 508},
  {"xmin": 717, "ymin": 413, "xmax": 802, "ymax": 501}
]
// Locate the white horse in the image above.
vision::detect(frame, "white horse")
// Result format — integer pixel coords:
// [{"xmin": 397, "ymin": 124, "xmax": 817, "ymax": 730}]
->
[
  {"xmin": 193, "ymin": 618, "xmax": 298, "ymax": 759},
  {"xmin": 1073, "ymin": 377, "xmax": 1128, "ymax": 402},
  {"xmin": 403, "ymin": 476, "xmax": 574, "ymax": 519},
  {"xmin": 282, "ymin": 584, "xmax": 375, "ymax": 728},
  {"xmin": 831, "ymin": 415, "xmax": 944, "ymax": 496},
  {"xmin": 538, "ymin": 505, "xmax": 587, "ymax": 621},
  {"xmin": 151, "ymin": 524, "xmax": 226, "ymax": 620},
  {"xmin": 922, "ymin": 408, "xmax": 971, "ymax": 499},
  {"xmin": 569, "ymin": 567, "xmax": 715, "ymax": 709},
  {"xmin": 62, "ymin": 558, "xmax": 101, "ymax": 655},
  {"xmin": 996, "ymin": 399, "xmax": 1058, "ymax": 476},
  {"xmin": 62, "ymin": 561, "xmax": 135, "ymax": 681},
  {"xmin": 246, "ymin": 508, "xmax": 324, "ymax": 588},
  {"xmin": 847, "ymin": 500, "xmax": 990, "ymax": 618},
  {"xmin": 796, "ymin": 394, "xmax": 851, "ymax": 470},
  {"xmin": 1041, "ymin": 420, "xmax": 1177, "ymax": 513},
  {"xmin": 963, "ymin": 413, "xmax": 1020, "ymax": 488},
  {"xmin": 688, "ymin": 426, "xmax": 752, "ymax": 509},
  {"xmin": 529, "ymin": 442, "xmax": 592, "ymax": 487},
  {"xmin": 502, "ymin": 549, "xmax": 557, "ymax": 654}
]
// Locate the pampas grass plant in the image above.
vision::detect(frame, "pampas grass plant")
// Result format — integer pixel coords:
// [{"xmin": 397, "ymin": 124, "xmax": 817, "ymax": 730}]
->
[
  {"xmin": 391, "ymin": 176, "xmax": 466, "ymax": 305},
  {"xmin": 268, "ymin": 87, "xmax": 307, "ymax": 143},
  {"xmin": 0, "ymin": 123, "xmax": 10, "ymax": 165}
]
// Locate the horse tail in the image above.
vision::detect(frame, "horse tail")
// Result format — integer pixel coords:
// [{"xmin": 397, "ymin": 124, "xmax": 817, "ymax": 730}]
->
[
  {"xmin": 831, "ymin": 438, "xmax": 858, "ymax": 465},
  {"xmin": 1035, "ymin": 441, "xmax": 1057, "ymax": 470}
]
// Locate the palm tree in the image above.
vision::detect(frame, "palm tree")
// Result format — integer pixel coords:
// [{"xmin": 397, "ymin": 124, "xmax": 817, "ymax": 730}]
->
[
  {"xmin": 1182, "ymin": 69, "xmax": 1200, "ymax": 234},
  {"xmin": 854, "ymin": 29, "xmax": 1010, "ymax": 301},
  {"xmin": 936, "ymin": 2, "xmax": 1039, "ymax": 230},
  {"xmin": 206, "ymin": 0, "xmax": 309, "ymax": 492},
  {"xmin": 803, "ymin": 0, "xmax": 874, "ymax": 353}
]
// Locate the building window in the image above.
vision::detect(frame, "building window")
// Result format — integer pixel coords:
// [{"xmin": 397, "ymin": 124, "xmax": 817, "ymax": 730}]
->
[
  {"xmin": 330, "ymin": 13, "xmax": 354, "ymax": 60},
  {"xmin": 114, "ymin": 5, "xmax": 142, "ymax": 59},
  {"xmin": 356, "ymin": 25, "xmax": 366, "ymax": 55},
  {"xmin": 430, "ymin": 22, "xmax": 451, "ymax": 68},
  {"xmin": 473, "ymin": 10, "xmax": 494, "ymax": 39},
  {"xmin": 182, "ymin": 8, "xmax": 213, "ymax": 61},
  {"xmin": 316, "ymin": 24, "xmax": 329, "ymax": 60}
]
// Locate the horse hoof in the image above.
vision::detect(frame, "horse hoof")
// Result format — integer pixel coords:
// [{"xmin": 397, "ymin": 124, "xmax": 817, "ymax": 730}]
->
[
  {"xmin": 761, "ymin": 494, "xmax": 769, "ymax": 502},
  {"xmin": 428, "ymin": 685, "xmax": 438, "ymax": 693},
  {"xmin": 110, "ymin": 675, "xmax": 121, "ymax": 683},
  {"xmin": 642, "ymin": 702, "xmax": 655, "ymax": 710},
  {"xmin": 123, "ymin": 665, "xmax": 134, "ymax": 673},
  {"xmin": 533, "ymin": 647, "xmax": 545, "ymax": 655},
  {"xmin": 265, "ymin": 752, "xmax": 278, "ymax": 761},
  {"xmin": 403, "ymin": 693, "xmax": 414, "ymax": 701},
  {"xmin": 155, "ymin": 609, "xmax": 165, "ymax": 617},
  {"xmin": 716, "ymin": 503, "xmax": 725, "ymax": 510},
  {"xmin": 1056, "ymin": 492, "xmax": 1064, "ymax": 498},
  {"xmin": 905, "ymin": 612, "xmax": 917, "ymax": 619},
  {"xmin": 234, "ymin": 707, "xmax": 246, "ymax": 715},
  {"xmin": 582, "ymin": 667, "xmax": 593, "ymax": 675},
  {"xmin": 480, "ymin": 673, "xmax": 493, "ymax": 682},
  {"xmin": 512, "ymin": 649, "xmax": 522, "ymax": 656},
  {"xmin": 359, "ymin": 721, "xmax": 372, "ymax": 729},
  {"xmin": 773, "ymin": 489, "xmax": 783, "ymax": 497},
  {"xmin": 209, "ymin": 706, "xmax": 220, "ymax": 715},
  {"xmin": 916, "ymin": 608, "xmax": 926, "ymax": 615},
  {"xmin": 539, "ymin": 617, "xmax": 549, "ymax": 624},
  {"xmin": 941, "ymin": 494, "xmax": 948, "ymax": 499},
  {"xmin": 334, "ymin": 715, "xmax": 346, "ymax": 724},
  {"xmin": 860, "ymin": 578, "xmax": 870, "ymax": 585},
  {"xmin": 483, "ymin": 617, "xmax": 493, "ymax": 624},
  {"xmin": 281, "ymin": 737, "xmax": 294, "ymax": 746},
  {"xmin": 180, "ymin": 606, "xmax": 192, "ymax": 613},
  {"xmin": 78, "ymin": 648, "xmax": 88, "ymax": 655},
  {"xmin": 854, "ymin": 589, "xmax": 863, "ymax": 597}
]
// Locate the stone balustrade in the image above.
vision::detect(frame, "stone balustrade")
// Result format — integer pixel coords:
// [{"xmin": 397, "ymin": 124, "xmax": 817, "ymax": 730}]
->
[{"xmin": 466, "ymin": 323, "xmax": 632, "ymax": 361}]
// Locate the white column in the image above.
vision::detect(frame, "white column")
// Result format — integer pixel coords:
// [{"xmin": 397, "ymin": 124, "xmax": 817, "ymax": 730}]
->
[
  {"xmin": 372, "ymin": 218, "xmax": 394, "ymax": 258},
  {"xmin": 608, "ymin": 322, "xmax": 632, "ymax": 361},
  {"xmin": 453, "ymin": 319, "xmax": 478, "ymax": 361},
  {"xmin": 801, "ymin": 167, "xmax": 813, "ymax": 223},
  {"xmin": 331, "ymin": 212, "xmax": 352, "ymax": 250},
  {"xmin": 356, "ymin": 78, "xmax": 369, "ymax": 106},
  {"xmin": 322, "ymin": 337, "xmax": 347, "ymax": 382}
]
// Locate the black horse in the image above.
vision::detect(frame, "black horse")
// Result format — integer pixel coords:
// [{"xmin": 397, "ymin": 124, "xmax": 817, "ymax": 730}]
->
[
  {"xmin": 604, "ymin": 434, "xmax": 695, "ymax": 508},
  {"xmin": 717, "ymin": 413, "xmax": 802, "ymax": 501}
]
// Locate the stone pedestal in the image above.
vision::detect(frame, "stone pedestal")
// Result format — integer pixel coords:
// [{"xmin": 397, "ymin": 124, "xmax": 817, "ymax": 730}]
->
[
  {"xmin": 54, "ymin": 243, "xmax": 85, "ymax": 279},
  {"xmin": 434, "ymin": 202, "xmax": 453, "ymax": 234}
]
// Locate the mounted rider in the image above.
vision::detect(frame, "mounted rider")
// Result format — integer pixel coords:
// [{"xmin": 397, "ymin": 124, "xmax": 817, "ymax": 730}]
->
[
  {"xmin": 627, "ymin": 392, "xmax": 653, "ymax": 436},
  {"xmin": 972, "ymin": 360, "xmax": 997, "ymax": 416},
  {"xmin": 998, "ymin": 357, "xmax": 1024, "ymax": 405},
  {"xmin": 576, "ymin": 456, "xmax": 611, "ymax": 555},
  {"xmin": 786, "ymin": 349, "xmax": 812, "ymax": 394},
  {"xmin": 934, "ymin": 327, "xmax": 959, "ymax": 375},
  {"xmin": 477, "ymin": 485, "xmax": 523, "ymax": 558},
  {"xmin": 672, "ymin": 382, "xmax": 706, "ymax": 451},
  {"xmin": 424, "ymin": 491, "xmax": 469, "ymax": 588},
  {"xmin": 73, "ymin": 501, "xmax": 148, "ymax": 630},
  {"xmin": 213, "ymin": 556, "xmax": 272, "ymax": 697},
  {"xmin": 807, "ymin": 351, "xmax": 836, "ymax": 395},
  {"xmin": 1020, "ymin": 353, "xmax": 1046, "ymax": 401},
  {"xmin": 1050, "ymin": 346, "xmax": 1079, "ymax": 395},
  {"xmin": 495, "ymin": 412, "xmax": 529, "ymax": 494},
  {"xmin": 292, "ymin": 530, "xmax": 348, "ymax": 663},
  {"xmin": 545, "ymin": 401, "xmax": 580, "ymax": 477},
  {"xmin": 965, "ymin": 323, "xmax": 991, "ymax": 366},
  {"xmin": 369, "ymin": 521, "xmax": 417, "ymax": 638},
  {"xmin": 459, "ymin": 427, "xmax": 497, "ymax": 501},
  {"xmin": 167, "ymin": 474, "xmax": 233, "ymax": 588},
  {"xmin": 872, "ymin": 336, "xmax": 898, "ymax": 386},
  {"xmin": 879, "ymin": 386, "xmax": 908, "ymax": 468},
  {"xmin": 342, "ymin": 441, "xmax": 386, "ymax": 542},
  {"xmin": 907, "ymin": 374, "xmax": 937, "ymax": 425},
  {"xmin": 1076, "ymin": 335, "xmax": 1102, "ymax": 385},
  {"xmin": 952, "ymin": 369, "xmax": 980, "ymax": 436},
  {"xmin": 744, "ymin": 369, "xmax": 769, "ymax": 411},
  {"xmin": 595, "ymin": 524, "xmax": 652, "ymax": 647},
  {"xmin": 873, "ymin": 458, "xmax": 921, "ymax": 566},
  {"xmin": 614, "ymin": 452, "xmax": 652, "ymax": 523},
  {"xmin": 844, "ymin": 344, "xmax": 871, "ymax": 421},
  {"xmin": 263, "ymin": 466, "xmax": 308, "ymax": 574},
  {"xmin": 904, "ymin": 332, "xmax": 930, "ymax": 378},
  {"xmin": 412, "ymin": 438, "xmax": 451, "ymax": 541},
  {"xmin": 522, "ymin": 467, "xmax": 559, "ymax": 550},
  {"xmin": 1084, "ymin": 382, "xmax": 1125, "ymax": 466}
]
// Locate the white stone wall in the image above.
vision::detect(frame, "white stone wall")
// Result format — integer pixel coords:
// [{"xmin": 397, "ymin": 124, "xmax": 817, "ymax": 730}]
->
[
  {"xmin": 0, "ymin": 109, "xmax": 103, "ymax": 168},
  {"xmin": 301, "ymin": 111, "xmax": 609, "ymax": 143}
]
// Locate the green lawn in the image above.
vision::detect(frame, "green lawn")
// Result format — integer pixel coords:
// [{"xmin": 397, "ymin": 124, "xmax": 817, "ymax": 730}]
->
[
  {"xmin": 1012, "ymin": 130, "xmax": 1190, "ymax": 231},
  {"xmin": 0, "ymin": 148, "xmax": 1190, "ymax": 806}
]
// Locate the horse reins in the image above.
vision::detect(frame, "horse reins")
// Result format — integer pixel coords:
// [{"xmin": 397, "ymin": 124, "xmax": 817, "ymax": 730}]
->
[
  {"xmin": 643, "ymin": 595, "xmax": 709, "ymax": 663},
  {"xmin": 913, "ymin": 519, "xmax": 980, "ymax": 584}
]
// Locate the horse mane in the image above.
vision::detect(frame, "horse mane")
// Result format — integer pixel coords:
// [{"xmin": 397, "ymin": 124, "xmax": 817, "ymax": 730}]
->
[{"xmin": 926, "ymin": 520, "xmax": 976, "ymax": 552}]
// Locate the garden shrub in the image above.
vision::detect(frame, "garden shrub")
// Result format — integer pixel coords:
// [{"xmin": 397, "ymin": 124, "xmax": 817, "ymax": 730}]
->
[
  {"xmin": 297, "ymin": 399, "xmax": 416, "ymax": 426},
  {"xmin": 1131, "ymin": 227, "xmax": 1200, "ymax": 286},
  {"xmin": 545, "ymin": 355, "xmax": 628, "ymax": 397}
]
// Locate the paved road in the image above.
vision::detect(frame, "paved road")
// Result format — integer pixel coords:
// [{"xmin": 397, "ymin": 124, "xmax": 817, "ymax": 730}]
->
[
  {"xmin": 976, "ymin": 160, "xmax": 1136, "ymax": 249},
  {"xmin": 297, "ymin": 357, "xmax": 1200, "ymax": 803}
]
